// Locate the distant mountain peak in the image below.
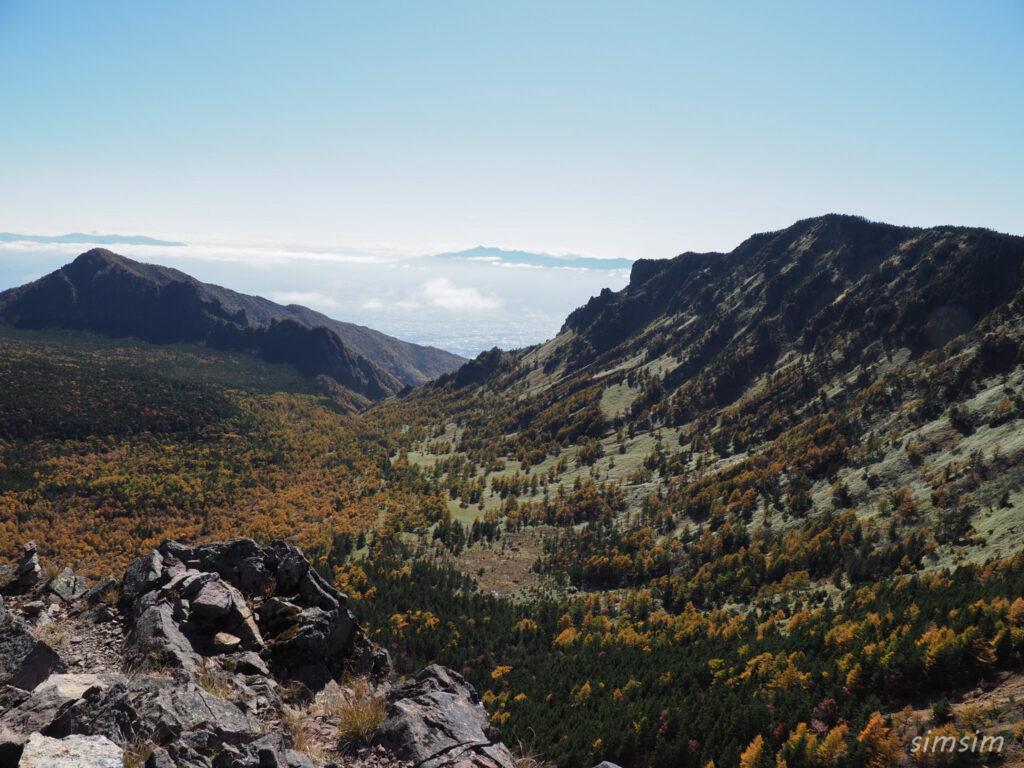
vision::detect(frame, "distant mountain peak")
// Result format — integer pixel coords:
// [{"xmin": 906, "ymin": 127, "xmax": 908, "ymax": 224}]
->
[
  {"xmin": 434, "ymin": 246, "xmax": 634, "ymax": 271},
  {"xmin": 0, "ymin": 249, "xmax": 465, "ymax": 399},
  {"xmin": 0, "ymin": 231, "xmax": 185, "ymax": 247}
]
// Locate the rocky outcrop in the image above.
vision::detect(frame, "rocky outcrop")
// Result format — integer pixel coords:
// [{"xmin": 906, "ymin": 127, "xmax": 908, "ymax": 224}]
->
[
  {"xmin": 376, "ymin": 665, "xmax": 515, "ymax": 768},
  {"xmin": 121, "ymin": 539, "xmax": 390, "ymax": 688},
  {"xmin": 0, "ymin": 540, "xmax": 517, "ymax": 768},
  {"xmin": 50, "ymin": 675, "xmax": 262, "ymax": 746}
]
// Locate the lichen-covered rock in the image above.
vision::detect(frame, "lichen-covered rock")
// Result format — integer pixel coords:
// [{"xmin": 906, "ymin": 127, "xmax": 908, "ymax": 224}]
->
[
  {"xmin": 258, "ymin": 599, "xmax": 354, "ymax": 689},
  {"xmin": 377, "ymin": 664, "xmax": 514, "ymax": 768},
  {"xmin": 19, "ymin": 733, "xmax": 122, "ymax": 768},
  {"xmin": 48, "ymin": 567, "xmax": 87, "ymax": 603}
]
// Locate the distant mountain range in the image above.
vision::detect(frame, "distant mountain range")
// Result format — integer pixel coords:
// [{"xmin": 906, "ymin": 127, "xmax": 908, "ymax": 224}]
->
[
  {"xmin": 434, "ymin": 245, "xmax": 633, "ymax": 270},
  {"xmin": 0, "ymin": 249, "xmax": 464, "ymax": 400},
  {"xmin": 0, "ymin": 232, "xmax": 185, "ymax": 247}
]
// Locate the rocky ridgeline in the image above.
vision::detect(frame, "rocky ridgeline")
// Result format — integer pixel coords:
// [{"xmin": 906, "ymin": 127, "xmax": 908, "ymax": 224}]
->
[{"xmin": 0, "ymin": 539, "xmax": 517, "ymax": 768}]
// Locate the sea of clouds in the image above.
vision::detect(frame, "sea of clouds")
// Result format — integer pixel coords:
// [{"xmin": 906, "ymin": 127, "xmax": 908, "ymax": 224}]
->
[{"xmin": 0, "ymin": 236, "xmax": 633, "ymax": 358}]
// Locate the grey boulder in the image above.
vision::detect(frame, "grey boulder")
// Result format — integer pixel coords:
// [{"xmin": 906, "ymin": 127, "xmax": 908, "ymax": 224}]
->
[
  {"xmin": 19, "ymin": 733, "xmax": 123, "ymax": 768},
  {"xmin": 52, "ymin": 674, "xmax": 261, "ymax": 746},
  {"xmin": 211, "ymin": 733, "xmax": 316, "ymax": 768},
  {"xmin": 0, "ymin": 611, "xmax": 66, "ymax": 690},
  {"xmin": 377, "ymin": 664, "xmax": 514, "ymax": 768},
  {"xmin": 124, "ymin": 602, "xmax": 201, "ymax": 676},
  {"xmin": 0, "ymin": 674, "xmax": 109, "ymax": 735},
  {"xmin": 48, "ymin": 567, "xmax": 88, "ymax": 603}
]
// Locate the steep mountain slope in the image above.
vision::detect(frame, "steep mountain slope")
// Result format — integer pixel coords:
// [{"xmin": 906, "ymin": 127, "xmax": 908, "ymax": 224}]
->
[
  {"xmin": 0, "ymin": 249, "xmax": 464, "ymax": 396},
  {"xmin": 410, "ymin": 216, "xmax": 1024, "ymax": 555},
  {"xmin": 349, "ymin": 215, "xmax": 1024, "ymax": 764}
]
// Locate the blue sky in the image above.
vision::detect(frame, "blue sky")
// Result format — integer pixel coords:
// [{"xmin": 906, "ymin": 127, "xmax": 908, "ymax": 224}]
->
[{"xmin": 1, "ymin": 2, "xmax": 1022, "ymax": 353}]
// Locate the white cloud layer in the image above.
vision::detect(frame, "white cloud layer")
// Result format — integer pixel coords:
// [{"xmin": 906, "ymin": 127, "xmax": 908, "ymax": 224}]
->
[
  {"xmin": 421, "ymin": 278, "xmax": 500, "ymax": 311},
  {"xmin": 0, "ymin": 234, "xmax": 629, "ymax": 356},
  {"xmin": 269, "ymin": 291, "xmax": 338, "ymax": 308}
]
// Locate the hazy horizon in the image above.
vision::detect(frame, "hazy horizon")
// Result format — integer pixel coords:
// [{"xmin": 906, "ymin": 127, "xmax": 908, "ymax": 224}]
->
[{"xmin": 0, "ymin": 234, "xmax": 633, "ymax": 357}]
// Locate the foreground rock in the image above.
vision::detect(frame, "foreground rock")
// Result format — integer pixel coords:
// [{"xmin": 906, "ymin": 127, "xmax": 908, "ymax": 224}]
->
[
  {"xmin": 50, "ymin": 675, "xmax": 262, "ymax": 746},
  {"xmin": 0, "ymin": 540, "xmax": 516, "ymax": 768},
  {"xmin": 0, "ymin": 673, "xmax": 121, "ymax": 738},
  {"xmin": 47, "ymin": 567, "xmax": 87, "ymax": 603},
  {"xmin": 122, "ymin": 539, "xmax": 390, "ymax": 689},
  {"xmin": 19, "ymin": 733, "xmax": 122, "ymax": 768},
  {"xmin": 377, "ymin": 665, "xmax": 515, "ymax": 768},
  {"xmin": 0, "ymin": 611, "xmax": 65, "ymax": 690}
]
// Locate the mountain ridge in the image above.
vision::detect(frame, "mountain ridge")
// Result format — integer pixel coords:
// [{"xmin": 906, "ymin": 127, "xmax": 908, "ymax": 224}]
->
[
  {"xmin": 537, "ymin": 213, "xmax": 1024, "ymax": 385},
  {"xmin": 0, "ymin": 249, "xmax": 465, "ymax": 398}
]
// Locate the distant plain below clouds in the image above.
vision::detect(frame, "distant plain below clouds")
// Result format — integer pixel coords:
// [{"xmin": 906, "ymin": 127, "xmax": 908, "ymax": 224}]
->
[{"xmin": 0, "ymin": 233, "xmax": 633, "ymax": 357}]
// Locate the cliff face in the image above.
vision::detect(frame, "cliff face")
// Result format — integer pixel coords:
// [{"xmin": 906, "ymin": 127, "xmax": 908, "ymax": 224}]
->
[
  {"xmin": 0, "ymin": 539, "xmax": 514, "ymax": 768},
  {"xmin": 555, "ymin": 214, "xmax": 1024, "ymax": 378}
]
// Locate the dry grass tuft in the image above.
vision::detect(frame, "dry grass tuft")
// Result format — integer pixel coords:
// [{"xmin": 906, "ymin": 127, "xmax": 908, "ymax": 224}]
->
[
  {"xmin": 281, "ymin": 704, "xmax": 332, "ymax": 763},
  {"xmin": 121, "ymin": 737, "xmax": 156, "ymax": 768},
  {"xmin": 281, "ymin": 676, "xmax": 388, "ymax": 761},
  {"xmin": 31, "ymin": 619, "xmax": 70, "ymax": 651},
  {"xmin": 196, "ymin": 658, "xmax": 232, "ymax": 700},
  {"xmin": 512, "ymin": 735, "xmax": 555, "ymax": 768},
  {"xmin": 335, "ymin": 677, "xmax": 387, "ymax": 746}
]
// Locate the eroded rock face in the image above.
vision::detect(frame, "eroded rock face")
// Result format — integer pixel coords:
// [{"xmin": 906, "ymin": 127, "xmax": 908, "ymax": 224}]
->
[
  {"xmin": 377, "ymin": 665, "xmax": 515, "ymax": 768},
  {"xmin": 124, "ymin": 601, "xmax": 202, "ymax": 675},
  {"xmin": 0, "ymin": 673, "xmax": 122, "ymax": 736},
  {"xmin": 121, "ymin": 538, "xmax": 390, "ymax": 689},
  {"xmin": 51, "ymin": 675, "xmax": 262, "ymax": 747}
]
